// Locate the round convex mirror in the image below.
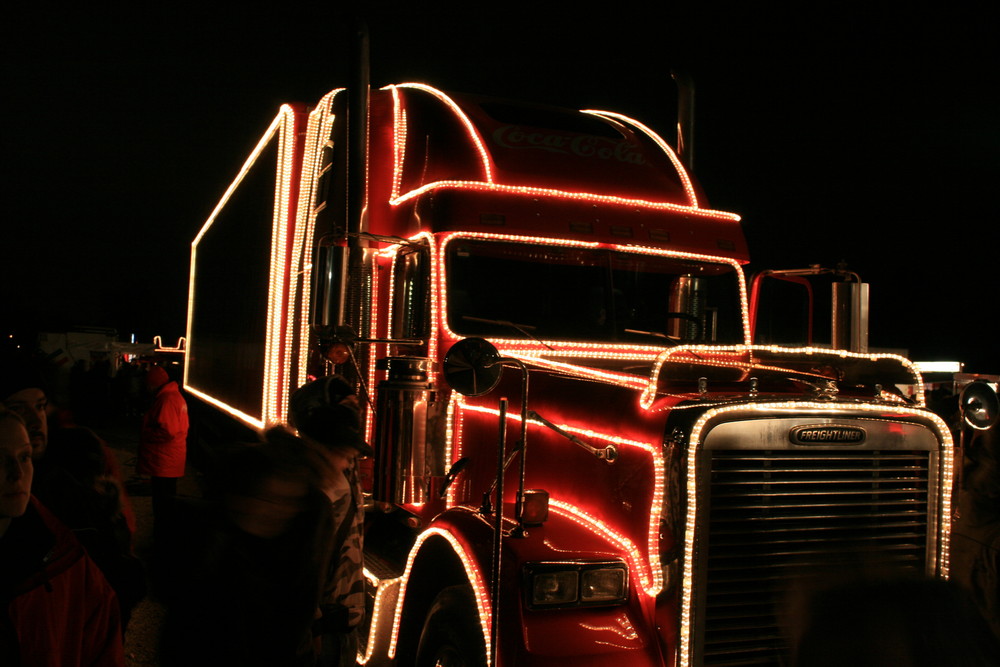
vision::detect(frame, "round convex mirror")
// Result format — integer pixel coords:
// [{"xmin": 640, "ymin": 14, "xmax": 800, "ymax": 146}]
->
[
  {"xmin": 960, "ymin": 380, "xmax": 1000, "ymax": 431},
  {"xmin": 444, "ymin": 338, "xmax": 502, "ymax": 396}
]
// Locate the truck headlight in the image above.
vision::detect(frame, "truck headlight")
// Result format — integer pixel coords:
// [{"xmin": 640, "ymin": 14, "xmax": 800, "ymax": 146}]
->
[
  {"xmin": 525, "ymin": 562, "xmax": 628, "ymax": 608},
  {"xmin": 532, "ymin": 570, "xmax": 579, "ymax": 606},
  {"xmin": 580, "ymin": 566, "xmax": 627, "ymax": 602}
]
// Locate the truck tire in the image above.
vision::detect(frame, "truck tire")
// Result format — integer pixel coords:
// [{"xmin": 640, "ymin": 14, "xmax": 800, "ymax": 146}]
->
[{"xmin": 415, "ymin": 584, "xmax": 488, "ymax": 667}]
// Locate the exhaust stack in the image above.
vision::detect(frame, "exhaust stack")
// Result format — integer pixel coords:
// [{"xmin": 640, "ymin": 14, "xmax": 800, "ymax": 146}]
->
[{"xmin": 672, "ymin": 69, "xmax": 695, "ymax": 172}]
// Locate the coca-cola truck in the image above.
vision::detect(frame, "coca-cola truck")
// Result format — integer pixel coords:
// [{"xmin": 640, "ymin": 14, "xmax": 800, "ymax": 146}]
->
[{"xmin": 184, "ymin": 77, "xmax": 955, "ymax": 665}]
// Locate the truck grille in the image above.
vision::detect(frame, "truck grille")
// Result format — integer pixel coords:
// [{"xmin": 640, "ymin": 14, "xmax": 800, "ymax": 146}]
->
[{"xmin": 698, "ymin": 449, "xmax": 932, "ymax": 666}]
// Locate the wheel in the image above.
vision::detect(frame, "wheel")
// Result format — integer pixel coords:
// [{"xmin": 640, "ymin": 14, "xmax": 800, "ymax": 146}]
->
[{"xmin": 415, "ymin": 585, "xmax": 488, "ymax": 667}]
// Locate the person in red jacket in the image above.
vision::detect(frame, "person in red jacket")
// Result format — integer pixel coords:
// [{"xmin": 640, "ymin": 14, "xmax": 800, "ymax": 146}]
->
[
  {"xmin": 1, "ymin": 407, "xmax": 125, "ymax": 666},
  {"xmin": 138, "ymin": 366, "xmax": 188, "ymax": 531}
]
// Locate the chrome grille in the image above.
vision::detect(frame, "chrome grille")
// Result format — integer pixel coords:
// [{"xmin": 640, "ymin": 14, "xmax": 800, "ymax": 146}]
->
[{"xmin": 698, "ymin": 449, "xmax": 932, "ymax": 666}]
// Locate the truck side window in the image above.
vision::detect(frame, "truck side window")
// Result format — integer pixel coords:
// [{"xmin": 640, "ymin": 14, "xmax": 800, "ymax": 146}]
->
[{"xmin": 392, "ymin": 246, "xmax": 430, "ymax": 341}]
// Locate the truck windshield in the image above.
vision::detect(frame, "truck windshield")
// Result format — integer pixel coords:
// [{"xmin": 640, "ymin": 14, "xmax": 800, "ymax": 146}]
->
[{"xmin": 446, "ymin": 239, "xmax": 744, "ymax": 345}]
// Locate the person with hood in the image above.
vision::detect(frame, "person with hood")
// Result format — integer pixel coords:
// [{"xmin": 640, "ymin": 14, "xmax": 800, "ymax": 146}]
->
[
  {"xmin": 289, "ymin": 375, "xmax": 371, "ymax": 667},
  {"xmin": 0, "ymin": 406, "xmax": 124, "ymax": 666},
  {"xmin": 138, "ymin": 366, "xmax": 188, "ymax": 530}
]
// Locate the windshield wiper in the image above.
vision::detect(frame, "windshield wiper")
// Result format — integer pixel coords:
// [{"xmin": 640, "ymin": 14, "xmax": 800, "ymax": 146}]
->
[
  {"xmin": 462, "ymin": 316, "xmax": 555, "ymax": 351},
  {"xmin": 624, "ymin": 328, "xmax": 680, "ymax": 345}
]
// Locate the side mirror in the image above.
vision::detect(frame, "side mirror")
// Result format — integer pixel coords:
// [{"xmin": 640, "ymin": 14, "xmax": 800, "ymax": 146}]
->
[
  {"xmin": 443, "ymin": 338, "xmax": 502, "ymax": 396},
  {"xmin": 960, "ymin": 380, "xmax": 1000, "ymax": 431}
]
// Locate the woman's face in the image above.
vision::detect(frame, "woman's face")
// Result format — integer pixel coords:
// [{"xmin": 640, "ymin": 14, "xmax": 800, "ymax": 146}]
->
[{"xmin": 0, "ymin": 419, "xmax": 33, "ymax": 519}]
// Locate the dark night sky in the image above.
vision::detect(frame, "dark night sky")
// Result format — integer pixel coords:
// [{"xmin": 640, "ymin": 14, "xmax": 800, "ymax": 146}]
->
[{"xmin": 4, "ymin": 3, "xmax": 999, "ymax": 371}]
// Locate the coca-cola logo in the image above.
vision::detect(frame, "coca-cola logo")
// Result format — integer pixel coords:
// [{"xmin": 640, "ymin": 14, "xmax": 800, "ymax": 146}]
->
[{"xmin": 492, "ymin": 125, "xmax": 646, "ymax": 165}]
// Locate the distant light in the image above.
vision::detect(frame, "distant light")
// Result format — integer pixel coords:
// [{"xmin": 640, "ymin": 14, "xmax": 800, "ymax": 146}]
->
[{"xmin": 914, "ymin": 361, "xmax": 962, "ymax": 374}]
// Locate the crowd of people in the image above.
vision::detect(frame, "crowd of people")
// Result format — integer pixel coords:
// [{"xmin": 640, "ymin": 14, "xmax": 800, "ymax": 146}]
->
[
  {"xmin": 1, "ymin": 349, "xmax": 368, "ymax": 666},
  {"xmin": 2, "ymin": 343, "xmax": 999, "ymax": 665},
  {"xmin": 1, "ymin": 351, "xmax": 130, "ymax": 665}
]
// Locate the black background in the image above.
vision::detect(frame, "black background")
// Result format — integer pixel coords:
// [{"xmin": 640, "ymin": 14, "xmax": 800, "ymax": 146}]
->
[{"xmin": 4, "ymin": 3, "xmax": 998, "ymax": 371}]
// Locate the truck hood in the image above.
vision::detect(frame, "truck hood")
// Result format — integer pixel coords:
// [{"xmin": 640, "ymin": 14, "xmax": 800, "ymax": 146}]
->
[{"xmin": 508, "ymin": 345, "xmax": 923, "ymax": 406}]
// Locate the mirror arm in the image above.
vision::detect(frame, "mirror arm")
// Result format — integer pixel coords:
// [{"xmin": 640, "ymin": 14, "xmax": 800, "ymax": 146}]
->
[
  {"xmin": 489, "ymin": 398, "xmax": 506, "ymax": 664},
  {"xmin": 505, "ymin": 358, "xmax": 531, "ymax": 537},
  {"xmin": 355, "ymin": 337, "xmax": 426, "ymax": 345},
  {"xmin": 439, "ymin": 457, "xmax": 469, "ymax": 499},
  {"xmin": 526, "ymin": 410, "xmax": 618, "ymax": 462},
  {"xmin": 480, "ymin": 447, "xmax": 524, "ymax": 511},
  {"xmin": 346, "ymin": 345, "xmax": 377, "ymax": 415}
]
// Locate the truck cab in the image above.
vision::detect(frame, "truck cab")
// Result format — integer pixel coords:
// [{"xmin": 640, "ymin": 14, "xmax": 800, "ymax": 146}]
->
[{"xmin": 185, "ymin": 83, "xmax": 954, "ymax": 666}]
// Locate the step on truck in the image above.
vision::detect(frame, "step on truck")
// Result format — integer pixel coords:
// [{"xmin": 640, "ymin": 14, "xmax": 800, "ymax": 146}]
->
[{"xmin": 184, "ymin": 75, "xmax": 956, "ymax": 666}]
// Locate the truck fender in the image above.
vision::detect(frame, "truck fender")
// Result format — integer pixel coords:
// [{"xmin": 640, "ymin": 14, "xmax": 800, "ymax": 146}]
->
[{"xmin": 389, "ymin": 523, "xmax": 494, "ymax": 665}]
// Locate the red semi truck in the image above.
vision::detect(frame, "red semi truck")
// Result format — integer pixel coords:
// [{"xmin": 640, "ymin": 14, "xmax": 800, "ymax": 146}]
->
[{"xmin": 184, "ymin": 81, "xmax": 955, "ymax": 666}]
